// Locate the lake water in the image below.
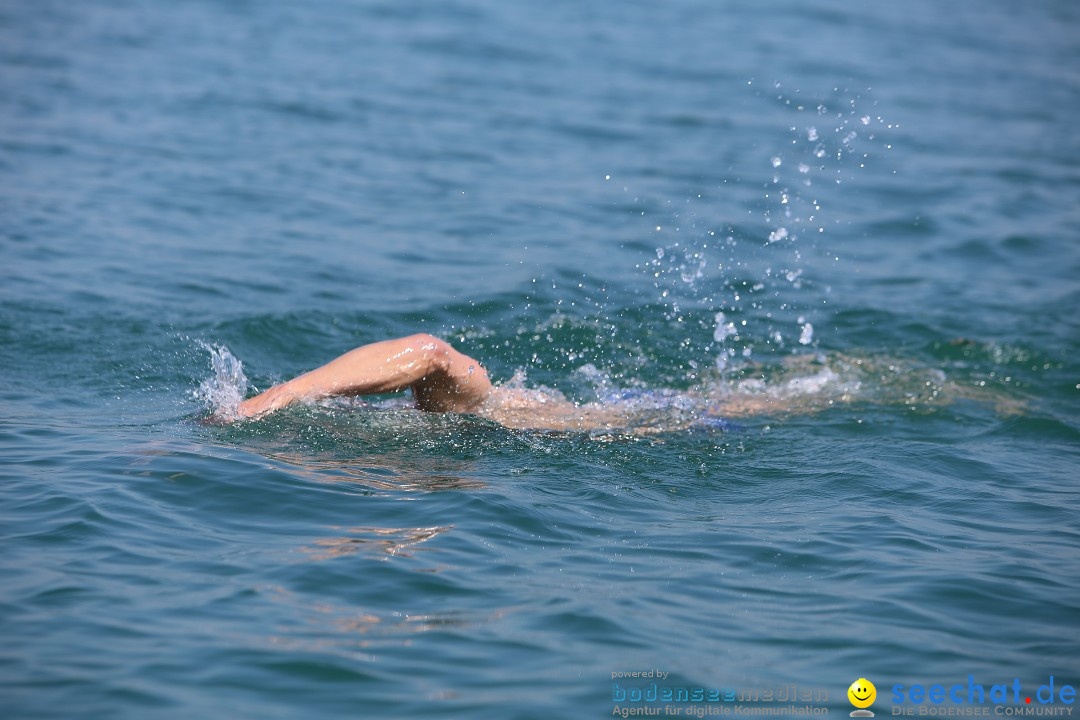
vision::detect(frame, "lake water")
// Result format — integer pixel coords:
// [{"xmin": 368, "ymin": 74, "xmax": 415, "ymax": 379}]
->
[{"xmin": 2, "ymin": 0, "xmax": 1078, "ymax": 718}]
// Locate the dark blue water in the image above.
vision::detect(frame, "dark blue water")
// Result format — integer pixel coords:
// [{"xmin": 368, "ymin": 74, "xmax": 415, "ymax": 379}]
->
[{"xmin": 2, "ymin": 0, "xmax": 1078, "ymax": 718}]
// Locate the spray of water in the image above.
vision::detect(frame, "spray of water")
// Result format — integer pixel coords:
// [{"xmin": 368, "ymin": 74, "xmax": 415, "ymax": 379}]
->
[
  {"xmin": 194, "ymin": 342, "xmax": 249, "ymax": 421},
  {"xmin": 629, "ymin": 84, "xmax": 896, "ymax": 378}
]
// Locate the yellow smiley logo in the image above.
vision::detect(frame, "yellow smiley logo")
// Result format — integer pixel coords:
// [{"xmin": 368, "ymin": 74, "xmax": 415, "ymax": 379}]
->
[{"xmin": 848, "ymin": 678, "xmax": 876, "ymax": 713}]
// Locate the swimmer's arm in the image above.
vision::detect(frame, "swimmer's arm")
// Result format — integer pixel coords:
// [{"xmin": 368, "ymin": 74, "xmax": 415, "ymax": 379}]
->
[{"xmin": 237, "ymin": 334, "xmax": 493, "ymax": 418}]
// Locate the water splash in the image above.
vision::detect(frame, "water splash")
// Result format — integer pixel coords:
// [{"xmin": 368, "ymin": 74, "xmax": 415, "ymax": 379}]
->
[
  {"xmin": 194, "ymin": 342, "xmax": 249, "ymax": 421},
  {"xmin": 626, "ymin": 85, "xmax": 900, "ymax": 384}
]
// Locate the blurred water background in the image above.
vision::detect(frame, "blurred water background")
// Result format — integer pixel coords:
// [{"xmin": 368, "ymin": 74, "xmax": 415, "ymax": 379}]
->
[{"xmin": 2, "ymin": 0, "xmax": 1078, "ymax": 717}]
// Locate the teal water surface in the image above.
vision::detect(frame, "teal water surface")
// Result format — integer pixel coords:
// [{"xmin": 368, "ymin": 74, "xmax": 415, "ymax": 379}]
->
[{"xmin": 2, "ymin": 0, "xmax": 1079, "ymax": 718}]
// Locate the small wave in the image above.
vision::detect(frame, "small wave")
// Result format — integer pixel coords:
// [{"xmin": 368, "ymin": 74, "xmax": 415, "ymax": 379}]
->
[{"xmin": 194, "ymin": 342, "xmax": 249, "ymax": 421}]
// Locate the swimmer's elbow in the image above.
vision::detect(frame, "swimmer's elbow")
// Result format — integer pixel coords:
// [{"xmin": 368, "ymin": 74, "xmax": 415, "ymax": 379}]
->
[{"xmin": 405, "ymin": 333, "xmax": 454, "ymax": 375}]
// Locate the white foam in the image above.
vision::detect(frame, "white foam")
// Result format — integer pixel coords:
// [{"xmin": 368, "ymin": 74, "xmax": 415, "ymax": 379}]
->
[
  {"xmin": 195, "ymin": 342, "xmax": 249, "ymax": 421},
  {"xmin": 780, "ymin": 367, "xmax": 838, "ymax": 395}
]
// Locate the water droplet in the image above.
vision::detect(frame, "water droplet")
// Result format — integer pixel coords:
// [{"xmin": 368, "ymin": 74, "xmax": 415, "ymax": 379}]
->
[{"xmin": 713, "ymin": 312, "xmax": 736, "ymax": 343}]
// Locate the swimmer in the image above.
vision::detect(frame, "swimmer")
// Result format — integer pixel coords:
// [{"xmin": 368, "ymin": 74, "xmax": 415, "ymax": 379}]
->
[
  {"xmin": 233, "ymin": 333, "xmax": 969, "ymax": 431},
  {"xmin": 235, "ymin": 333, "xmax": 715, "ymax": 432}
]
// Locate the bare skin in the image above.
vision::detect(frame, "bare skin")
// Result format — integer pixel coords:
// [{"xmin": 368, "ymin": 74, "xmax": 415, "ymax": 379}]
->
[{"xmin": 238, "ymin": 334, "xmax": 493, "ymax": 418}]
